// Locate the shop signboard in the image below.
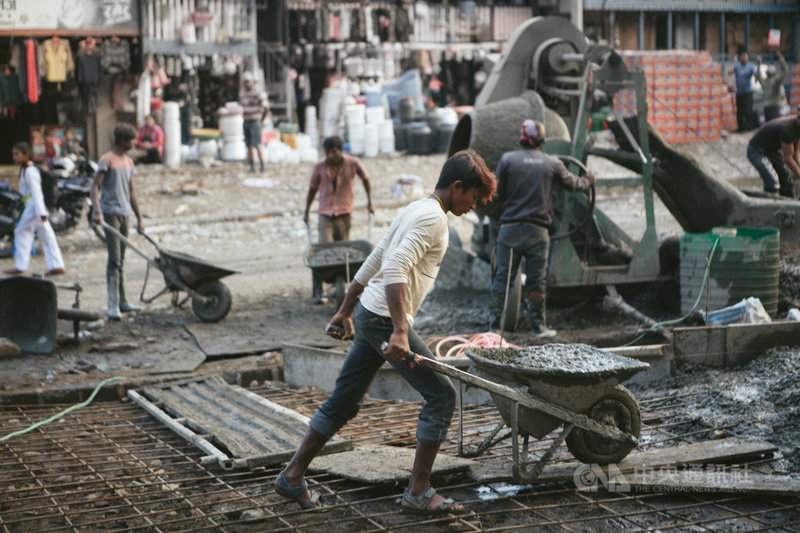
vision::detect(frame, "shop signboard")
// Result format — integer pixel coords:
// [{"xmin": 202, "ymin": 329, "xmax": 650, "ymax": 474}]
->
[{"xmin": 0, "ymin": 0, "xmax": 138, "ymax": 31}]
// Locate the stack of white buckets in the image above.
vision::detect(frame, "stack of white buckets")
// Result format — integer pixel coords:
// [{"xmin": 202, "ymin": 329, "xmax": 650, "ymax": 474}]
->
[
  {"xmin": 218, "ymin": 102, "xmax": 248, "ymax": 161},
  {"xmin": 345, "ymin": 103, "xmax": 394, "ymax": 158}
]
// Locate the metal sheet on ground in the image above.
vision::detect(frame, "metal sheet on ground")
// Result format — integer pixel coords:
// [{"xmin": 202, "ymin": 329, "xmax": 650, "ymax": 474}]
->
[
  {"xmin": 185, "ymin": 308, "xmax": 335, "ymax": 357},
  {"xmin": 134, "ymin": 375, "xmax": 351, "ymax": 469},
  {"xmin": 309, "ymin": 444, "xmax": 476, "ymax": 484}
]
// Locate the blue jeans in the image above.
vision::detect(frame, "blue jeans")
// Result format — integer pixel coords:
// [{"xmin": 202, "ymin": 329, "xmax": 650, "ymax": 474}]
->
[
  {"xmin": 491, "ymin": 222, "xmax": 549, "ymax": 295},
  {"xmin": 747, "ymin": 142, "xmax": 794, "ymax": 197},
  {"xmin": 309, "ymin": 301, "xmax": 456, "ymax": 445}
]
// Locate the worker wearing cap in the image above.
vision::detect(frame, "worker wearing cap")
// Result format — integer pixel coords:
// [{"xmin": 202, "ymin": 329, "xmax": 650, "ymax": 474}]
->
[
  {"xmin": 490, "ymin": 120, "xmax": 595, "ymax": 338},
  {"xmin": 238, "ymin": 70, "xmax": 268, "ymax": 174},
  {"xmin": 746, "ymin": 107, "xmax": 800, "ymax": 199}
]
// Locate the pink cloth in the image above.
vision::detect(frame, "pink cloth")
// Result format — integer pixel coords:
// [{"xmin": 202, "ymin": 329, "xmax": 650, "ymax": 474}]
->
[{"xmin": 309, "ymin": 154, "xmax": 368, "ymax": 216}]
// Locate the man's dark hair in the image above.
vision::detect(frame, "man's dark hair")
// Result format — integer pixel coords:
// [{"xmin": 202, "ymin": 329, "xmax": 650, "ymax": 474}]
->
[
  {"xmin": 12, "ymin": 142, "xmax": 31, "ymax": 156},
  {"xmin": 435, "ymin": 149, "xmax": 496, "ymax": 203},
  {"xmin": 322, "ymin": 136, "xmax": 343, "ymax": 151},
  {"xmin": 114, "ymin": 123, "xmax": 138, "ymax": 145}
]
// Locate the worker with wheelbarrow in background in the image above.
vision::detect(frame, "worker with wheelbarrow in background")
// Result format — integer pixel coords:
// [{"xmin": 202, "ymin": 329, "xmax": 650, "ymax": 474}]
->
[
  {"xmin": 91, "ymin": 123, "xmax": 145, "ymax": 321},
  {"xmin": 303, "ymin": 135, "xmax": 374, "ymax": 302},
  {"xmin": 489, "ymin": 120, "xmax": 595, "ymax": 338},
  {"xmin": 275, "ymin": 149, "xmax": 496, "ymax": 514}
]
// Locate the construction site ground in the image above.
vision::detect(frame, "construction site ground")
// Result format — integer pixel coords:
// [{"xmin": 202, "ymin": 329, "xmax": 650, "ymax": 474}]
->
[{"xmin": 1, "ymin": 130, "xmax": 799, "ymax": 531}]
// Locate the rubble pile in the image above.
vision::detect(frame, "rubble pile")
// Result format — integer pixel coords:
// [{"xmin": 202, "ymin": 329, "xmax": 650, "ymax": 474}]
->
[{"xmin": 639, "ymin": 347, "xmax": 800, "ymax": 472}]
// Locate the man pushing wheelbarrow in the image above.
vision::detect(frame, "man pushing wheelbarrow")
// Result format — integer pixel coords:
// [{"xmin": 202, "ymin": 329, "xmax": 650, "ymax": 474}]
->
[{"xmin": 275, "ymin": 150, "xmax": 496, "ymax": 514}]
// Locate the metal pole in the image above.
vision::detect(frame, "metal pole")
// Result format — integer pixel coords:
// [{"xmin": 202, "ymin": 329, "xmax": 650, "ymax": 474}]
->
[
  {"xmin": 639, "ymin": 11, "xmax": 645, "ymax": 51},
  {"xmin": 694, "ymin": 11, "xmax": 700, "ymax": 51},
  {"xmin": 667, "ymin": 11, "xmax": 673, "ymax": 50},
  {"xmin": 500, "ymin": 247, "xmax": 513, "ymax": 336}
]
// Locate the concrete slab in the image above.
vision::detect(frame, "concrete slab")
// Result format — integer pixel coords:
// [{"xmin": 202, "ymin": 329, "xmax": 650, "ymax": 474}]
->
[
  {"xmin": 674, "ymin": 321, "xmax": 800, "ymax": 367},
  {"xmin": 309, "ymin": 444, "xmax": 475, "ymax": 484},
  {"xmin": 607, "ymin": 344, "xmax": 673, "ymax": 386},
  {"xmin": 283, "ymin": 343, "xmax": 492, "ymax": 403}
]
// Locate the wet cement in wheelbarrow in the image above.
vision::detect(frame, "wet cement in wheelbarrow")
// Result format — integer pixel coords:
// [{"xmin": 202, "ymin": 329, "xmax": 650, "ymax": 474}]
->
[
  {"xmin": 468, "ymin": 344, "xmax": 649, "ymax": 376},
  {"xmin": 307, "ymin": 245, "xmax": 371, "ymax": 267}
]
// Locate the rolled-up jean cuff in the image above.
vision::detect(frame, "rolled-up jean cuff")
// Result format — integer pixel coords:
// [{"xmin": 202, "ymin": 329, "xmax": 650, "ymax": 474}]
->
[
  {"xmin": 417, "ymin": 418, "xmax": 452, "ymax": 445},
  {"xmin": 308, "ymin": 410, "xmax": 339, "ymax": 440}
]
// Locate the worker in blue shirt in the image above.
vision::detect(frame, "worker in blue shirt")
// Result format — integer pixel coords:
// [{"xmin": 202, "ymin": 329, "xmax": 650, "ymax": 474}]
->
[{"xmin": 730, "ymin": 50, "xmax": 757, "ymax": 132}]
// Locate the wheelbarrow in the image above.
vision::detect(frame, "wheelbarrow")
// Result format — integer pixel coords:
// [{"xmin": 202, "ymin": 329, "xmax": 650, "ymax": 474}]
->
[
  {"xmin": 387, "ymin": 342, "xmax": 649, "ymax": 482},
  {"xmin": 303, "ymin": 219, "xmax": 373, "ymax": 307},
  {"xmin": 100, "ymin": 222, "xmax": 238, "ymax": 322}
]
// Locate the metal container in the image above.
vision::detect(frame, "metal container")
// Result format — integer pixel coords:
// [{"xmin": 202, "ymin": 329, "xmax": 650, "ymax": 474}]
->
[
  {"xmin": 679, "ymin": 226, "xmax": 780, "ymax": 317},
  {"xmin": 0, "ymin": 276, "xmax": 57, "ymax": 354},
  {"xmin": 407, "ymin": 123, "xmax": 432, "ymax": 155}
]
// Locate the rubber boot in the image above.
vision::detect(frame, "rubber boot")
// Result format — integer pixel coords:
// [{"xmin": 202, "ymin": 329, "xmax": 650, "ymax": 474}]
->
[
  {"xmin": 118, "ymin": 272, "xmax": 140, "ymax": 313},
  {"xmin": 489, "ymin": 293, "xmax": 505, "ymax": 330},
  {"xmin": 107, "ymin": 273, "xmax": 122, "ymax": 321},
  {"xmin": 529, "ymin": 296, "xmax": 556, "ymax": 339}
]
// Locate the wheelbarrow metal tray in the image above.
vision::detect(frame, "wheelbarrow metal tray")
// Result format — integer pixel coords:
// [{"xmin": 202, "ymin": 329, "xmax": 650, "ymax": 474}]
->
[
  {"xmin": 303, "ymin": 240, "xmax": 372, "ymax": 284},
  {"xmin": 466, "ymin": 345, "xmax": 649, "ymax": 439},
  {"xmin": 158, "ymin": 248, "xmax": 238, "ymax": 290}
]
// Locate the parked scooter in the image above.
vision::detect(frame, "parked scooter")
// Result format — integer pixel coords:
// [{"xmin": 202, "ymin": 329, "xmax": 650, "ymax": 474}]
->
[{"xmin": 49, "ymin": 156, "xmax": 96, "ymax": 234}]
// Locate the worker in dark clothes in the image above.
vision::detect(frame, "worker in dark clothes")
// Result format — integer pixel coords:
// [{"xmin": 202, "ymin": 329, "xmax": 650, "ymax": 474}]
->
[
  {"xmin": 746, "ymin": 108, "xmax": 800, "ymax": 199},
  {"xmin": 490, "ymin": 120, "xmax": 595, "ymax": 338}
]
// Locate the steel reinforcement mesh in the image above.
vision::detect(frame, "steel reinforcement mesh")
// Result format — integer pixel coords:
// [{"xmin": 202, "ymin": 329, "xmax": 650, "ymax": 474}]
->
[{"xmin": 1, "ymin": 381, "xmax": 799, "ymax": 532}]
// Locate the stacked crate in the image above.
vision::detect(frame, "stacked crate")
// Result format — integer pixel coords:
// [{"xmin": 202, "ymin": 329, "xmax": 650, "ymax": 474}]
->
[
  {"xmin": 791, "ymin": 63, "xmax": 800, "ymax": 111},
  {"xmin": 614, "ymin": 50, "xmax": 736, "ymax": 143}
]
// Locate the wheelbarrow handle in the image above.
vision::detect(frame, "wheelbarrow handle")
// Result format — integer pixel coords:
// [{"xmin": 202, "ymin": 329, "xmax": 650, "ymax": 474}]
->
[
  {"xmin": 98, "ymin": 221, "xmax": 160, "ymax": 268},
  {"xmin": 380, "ymin": 342, "xmax": 637, "ymax": 447}
]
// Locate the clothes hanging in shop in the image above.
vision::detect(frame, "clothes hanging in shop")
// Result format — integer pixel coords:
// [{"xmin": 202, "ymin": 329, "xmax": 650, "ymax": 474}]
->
[
  {"xmin": 101, "ymin": 38, "xmax": 131, "ymax": 75},
  {"xmin": 42, "ymin": 37, "xmax": 74, "ymax": 84},
  {"xmin": 25, "ymin": 40, "xmax": 40, "ymax": 104}
]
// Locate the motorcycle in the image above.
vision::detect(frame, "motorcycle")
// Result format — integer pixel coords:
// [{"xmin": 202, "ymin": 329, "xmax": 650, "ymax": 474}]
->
[
  {"xmin": 49, "ymin": 156, "xmax": 96, "ymax": 234},
  {"xmin": 0, "ymin": 157, "xmax": 96, "ymax": 258}
]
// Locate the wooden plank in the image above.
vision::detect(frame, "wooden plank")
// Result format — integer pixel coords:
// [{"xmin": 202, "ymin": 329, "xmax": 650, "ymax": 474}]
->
[
  {"xmin": 469, "ymin": 437, "xmax": 778, "ymax": 484},
  {"xmin": 607, "ymin": 470, "xmax": 800, "ymax": 496}
]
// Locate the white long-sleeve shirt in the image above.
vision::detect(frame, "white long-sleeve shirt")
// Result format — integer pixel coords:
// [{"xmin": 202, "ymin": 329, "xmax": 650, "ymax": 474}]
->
[
  {"xmin": 19, "ymin": 162, "xmax": 48, "ymax": 218},
  {"xmin": 355, "ymin": 197, "xmax": 448, "ymax": 326}
]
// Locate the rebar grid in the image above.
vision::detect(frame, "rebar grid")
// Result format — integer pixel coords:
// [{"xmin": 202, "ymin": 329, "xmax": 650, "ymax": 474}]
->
[{"xmin": 1, "ymin": 382, "xmax": 798, "ymax": 533}]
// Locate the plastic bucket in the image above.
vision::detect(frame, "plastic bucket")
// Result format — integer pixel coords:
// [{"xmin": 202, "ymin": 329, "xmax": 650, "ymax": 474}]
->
[
  {"xmin": 435, "ymin": 123, "xmax": 456, "ymax": 153},
  {"xmin": 366, "ymin": 106, "xmax": 385, "ymax": 125},
  {"xmin": 679, "ymin": 226, "xmax": 780, "ymax": 317},
  {"xmin": 364, "ymin": 123, "xmax": 379, "ymax": 158}
]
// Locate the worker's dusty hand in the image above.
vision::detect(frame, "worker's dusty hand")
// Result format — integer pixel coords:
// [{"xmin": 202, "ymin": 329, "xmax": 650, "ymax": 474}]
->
[
  {"xmin": 382, "ymin": 332, "xmax": 411, "ymax": 363},
  {"xmin": 326, "ymin": 314, "xmax": 353, "ymax": 340},
  {"xmin": 367, "ymin": 202, "xmax": 374, "ymax": 215},
  {"xmin": 302, "ymin": 211, "xmax": 309, "ymax": 224},
  {"xmin": 92, "ymin": 210, "xmax": 103, "ymax": 225},
  {"xmin": 40, "ymin": 215, "xmax": 48, "ymax": 222},
  {"xmin": 586, "ymin": 171, "xmax": 596, "ymax": 185},
  {"xmin": 136, "ymin": 219, "xmax": 145, "ymax": 234}
]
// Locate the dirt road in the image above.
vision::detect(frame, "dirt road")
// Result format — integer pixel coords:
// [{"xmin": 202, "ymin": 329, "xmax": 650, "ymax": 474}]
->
[{"xmin": 0, "ymin": 131, "xmax": 777, "ymax": 395}]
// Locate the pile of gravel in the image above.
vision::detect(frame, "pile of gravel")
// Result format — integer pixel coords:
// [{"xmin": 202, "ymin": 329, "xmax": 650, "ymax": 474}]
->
[{"xmin": 633, "ymin": 347, "xmax": 800, "ymax": 472}]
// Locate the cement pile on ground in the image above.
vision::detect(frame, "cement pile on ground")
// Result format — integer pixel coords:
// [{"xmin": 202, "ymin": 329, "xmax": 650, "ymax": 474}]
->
[
  {"xmin": 779, "ymin": 256, "xmax": 800, "ymax": 312},
  {"xmin": 634, "ymin": 347, "xmax": 800, "ymax": 472}
]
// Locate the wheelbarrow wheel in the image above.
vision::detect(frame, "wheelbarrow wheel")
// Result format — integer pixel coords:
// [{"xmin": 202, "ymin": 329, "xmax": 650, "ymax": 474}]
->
[
  {"xmin": 566, "ymin": 385, "xmax": 641, "ymax": 465},
  {"xmin": 191, "ymin": 280, "xmax": 232, "ymax": 322},
  {"xmin": 335, "ymin": 276, "xmax": 346, "ymax": 308}
]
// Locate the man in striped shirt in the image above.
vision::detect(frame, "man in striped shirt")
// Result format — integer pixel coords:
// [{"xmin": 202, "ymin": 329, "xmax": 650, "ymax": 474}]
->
[{"xmin": 238, "ymin": 71, "xmax": 269, "ymax": 174}]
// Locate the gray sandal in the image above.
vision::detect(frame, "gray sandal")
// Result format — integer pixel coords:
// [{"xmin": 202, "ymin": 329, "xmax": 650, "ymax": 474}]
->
[
  {"xmin": 401, "ymin": 486, "xmax": 464, "ymax": 515},
  {"xmin": 274, "ymin": 471, "xmax": 328, "ymax": 511}
]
